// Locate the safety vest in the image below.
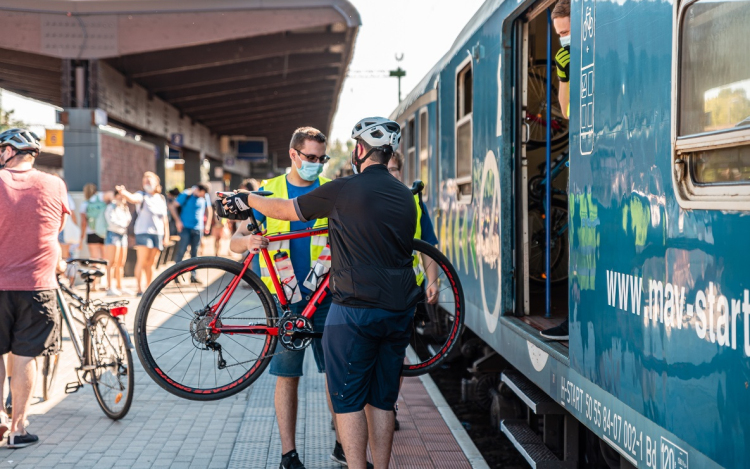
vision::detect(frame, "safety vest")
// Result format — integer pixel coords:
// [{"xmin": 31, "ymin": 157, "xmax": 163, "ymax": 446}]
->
[
  {"xmin": 259, "ymin": 175, "xmax": 330, "ymax": 293},
  {"xmin": 413, "ymin": 194, "xmax": 424, "ymax": 286}
]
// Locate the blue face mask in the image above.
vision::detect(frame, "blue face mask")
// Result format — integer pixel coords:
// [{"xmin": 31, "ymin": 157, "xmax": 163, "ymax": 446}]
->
[
  {"xmin": 297, "ymin": 159, "xmax": 324, "ymax": 181},
  {"xmin": 560, "ymin": 35, "xmax": 571, "ymax": 47}
]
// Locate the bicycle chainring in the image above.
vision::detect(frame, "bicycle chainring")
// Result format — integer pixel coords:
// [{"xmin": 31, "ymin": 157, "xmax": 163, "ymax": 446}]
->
[{"xmin": 278, "ymin": 315, "xmax": 313, "ymax": 351}]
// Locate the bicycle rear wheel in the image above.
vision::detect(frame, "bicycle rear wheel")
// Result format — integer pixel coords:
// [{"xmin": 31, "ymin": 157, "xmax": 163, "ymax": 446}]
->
[
  {"xmin": 41, "ymin": 353, "xmax": 60, "ymax": 402},
  {"xmin": 89, "ymin": 310, "xmax": 134, "ymax": 420},
  {"xmin": 402, "ymin": 239, "xmax": 465, "ymax": 377},
  {"xmin": 135, "ymin": 257, "xmax": 277, "ymax": 401}
]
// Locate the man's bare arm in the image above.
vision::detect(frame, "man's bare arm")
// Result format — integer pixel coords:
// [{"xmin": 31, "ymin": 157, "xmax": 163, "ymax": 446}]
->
[
  {"xmin": 559, "ymin": 82, "xmax": 570, "ymax": 119},
  {"xmin": 244, "ymin": 195, "xmax": 299, "ymax": 222},
  {"xmin": 230, "ymin": 222, "xmax": 251, "ymax": 254}
]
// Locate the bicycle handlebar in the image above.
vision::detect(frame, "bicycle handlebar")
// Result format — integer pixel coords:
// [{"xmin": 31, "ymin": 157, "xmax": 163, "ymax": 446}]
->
[{"xmin": 410, "ymin": 180, "xmax": 424, "ymax": 196}]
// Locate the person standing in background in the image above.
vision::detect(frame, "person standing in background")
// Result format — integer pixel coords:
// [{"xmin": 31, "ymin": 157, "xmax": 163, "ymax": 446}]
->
[
  {"xmin": 103, "ymin": 190, "xmax": 132, "ymax": 297},
  {"xmin": 79, "ymin": 183, "xmax": 107, "ymax": 289},
  {"xmin": 116, "ymin": 172, "xmax": 169, "ymax": 297},
  {"xmin": 169, "ymin": 183, "xmax": 213, "ymax": 283}
]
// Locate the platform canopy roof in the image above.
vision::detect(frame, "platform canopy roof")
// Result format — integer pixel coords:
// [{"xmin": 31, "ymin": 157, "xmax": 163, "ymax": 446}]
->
[{"xmin": 0, "ymin": 0, "xmax": 360, "ymax": 161}]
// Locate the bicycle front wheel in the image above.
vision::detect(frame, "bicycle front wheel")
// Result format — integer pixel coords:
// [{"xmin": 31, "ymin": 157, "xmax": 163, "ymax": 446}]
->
[
  {"xmin": 88, "ymin": 310, "xmax": 134, "ymax": 419},
  {"xmin": 135, "ymin": 257, "xmax": 278, "ymax": 401},
  {"xmin": 403, "ymin": 240, "xmax": 466, "ymax": 377}
]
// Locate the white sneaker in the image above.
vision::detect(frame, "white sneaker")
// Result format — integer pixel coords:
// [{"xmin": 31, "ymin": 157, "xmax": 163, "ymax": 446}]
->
[{"xmin": 106, "ymin": 288, "xmax": 121, "ymax": 297}]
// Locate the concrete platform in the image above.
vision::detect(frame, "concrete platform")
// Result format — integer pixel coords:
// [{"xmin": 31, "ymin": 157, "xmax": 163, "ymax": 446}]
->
[{"xmin": 1, "ymin": 264, "xmax": 487, "ymax": 468}]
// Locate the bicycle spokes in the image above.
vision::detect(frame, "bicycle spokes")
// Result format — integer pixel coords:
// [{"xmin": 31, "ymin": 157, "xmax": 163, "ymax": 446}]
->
[
  {"xmin": 404, "ymin": 240, "xmax": 465, "ymax": 376},
  {"xmin": 138, "ymin": 263, "xmax": 276, "ymax": 396}
]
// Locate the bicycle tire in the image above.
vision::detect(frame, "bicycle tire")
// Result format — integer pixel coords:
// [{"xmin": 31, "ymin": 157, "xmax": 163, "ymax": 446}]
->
[
  {"xmin": 89, "ymin": 309, "xmax": 134, "ymax": 420},
  {"xmin": 528, "ymin": 199, "xmax": 569, "ymax": 285},
  {"xmin": 41, "ymin": 353, "xmax": 60, "ymax": 402},
  {"xmin": 402, "ymin": 239, "xmax": 466, "ymax": 377},
  {"xmin": 135, "ymin": 257, "xmax": 277, "ymax": 401}
]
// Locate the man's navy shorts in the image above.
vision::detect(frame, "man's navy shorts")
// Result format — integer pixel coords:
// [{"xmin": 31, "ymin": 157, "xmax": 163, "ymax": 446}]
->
[
  {"xmin": 323, "ymin": 303, "xmax": 415, "ymax": 414},
  {"xmin": 269, "ymin": 295, "xmax": 332, "ymax": 378}
]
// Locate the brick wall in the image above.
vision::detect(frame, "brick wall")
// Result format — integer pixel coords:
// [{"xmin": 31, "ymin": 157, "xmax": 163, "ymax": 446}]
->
[{"xmin": 99, "ymin": 132, "xmax": 156, "ymax": 192}]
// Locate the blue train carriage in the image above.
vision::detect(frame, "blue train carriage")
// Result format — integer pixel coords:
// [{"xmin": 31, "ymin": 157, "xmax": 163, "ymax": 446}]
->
[{"xmin": 392, "ymin": 0, "xmax": 750, "ymax": 467}]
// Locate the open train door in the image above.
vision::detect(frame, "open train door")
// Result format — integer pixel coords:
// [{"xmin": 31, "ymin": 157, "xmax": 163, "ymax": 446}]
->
[{"xmin": 513, "ymin": 0, "xmax": 571, "ymax": 320}]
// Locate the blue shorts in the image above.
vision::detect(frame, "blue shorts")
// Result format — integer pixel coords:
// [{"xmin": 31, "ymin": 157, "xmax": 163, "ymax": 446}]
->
[
  {"xmin": 135, "ymin": 233, "xmax": 163, "ymax": 250},
  {"xmin": 269, "ymin": 295, "xmax": 332, "ymax": 378},
  {"xmin": 105, "ymin": 231, "xmax": 128, "ymax": 247},
  {"xmin": 323, "ymin": 304, "xmax": 415, "ymax": 414}
]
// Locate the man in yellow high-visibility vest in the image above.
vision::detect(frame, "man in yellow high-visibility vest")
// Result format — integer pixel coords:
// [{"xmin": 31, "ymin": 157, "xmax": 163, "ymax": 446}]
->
[
  {"xmin": 229, "ymin": 127, "xmax": 362, "ymax": 469},
  {"xmin": 553, "ymin": 0, "xmax": 571, "ymax": 120}
]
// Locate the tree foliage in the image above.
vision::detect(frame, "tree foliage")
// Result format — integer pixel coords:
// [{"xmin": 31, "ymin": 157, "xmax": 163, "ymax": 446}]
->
[{"xmin": 323, "ymin": 139, "xmax": 354, "ymax": 179}]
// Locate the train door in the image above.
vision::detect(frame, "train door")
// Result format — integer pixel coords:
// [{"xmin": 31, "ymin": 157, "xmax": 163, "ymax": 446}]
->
[{"xmin": 514, "ymin": 3, "xmax": 570, "ymax": 335}]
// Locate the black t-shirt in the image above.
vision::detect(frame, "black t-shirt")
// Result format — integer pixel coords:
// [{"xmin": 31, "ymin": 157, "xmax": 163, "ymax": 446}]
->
[{"xmin": 293, "ymin": 164, "xmax": 421, "ymax": 310}]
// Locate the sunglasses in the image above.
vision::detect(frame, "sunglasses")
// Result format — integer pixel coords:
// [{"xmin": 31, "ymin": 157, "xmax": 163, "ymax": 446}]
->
[{"xmin": 296, "ymin": 149, "xmax": 330, "ymax": 164}]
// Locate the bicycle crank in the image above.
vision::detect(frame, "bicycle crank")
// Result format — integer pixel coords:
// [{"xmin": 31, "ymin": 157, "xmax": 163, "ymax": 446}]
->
[{"xmin": 278, "ymin": 315, "xmax": 320, "ymax": 351}]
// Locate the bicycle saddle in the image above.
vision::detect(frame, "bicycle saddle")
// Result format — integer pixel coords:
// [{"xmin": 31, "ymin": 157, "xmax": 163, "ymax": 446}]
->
[{"xmin": 79, "ymin": 269, "xmax": 105, "ymax": 280}]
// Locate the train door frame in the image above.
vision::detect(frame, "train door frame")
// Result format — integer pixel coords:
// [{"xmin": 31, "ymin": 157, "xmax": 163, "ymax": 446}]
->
[{"xmin": 516, "ymin": 18, "xmax": 532, "ymax": 316}]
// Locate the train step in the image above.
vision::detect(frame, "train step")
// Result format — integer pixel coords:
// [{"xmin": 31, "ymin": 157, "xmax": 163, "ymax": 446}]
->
[
  {"xmin": 501, "ymin": 370, "xmax": 565, "ymax": 415},
  {"xmin": 501, "ymin": 419, "xmax": 572, "ymax": 468}
]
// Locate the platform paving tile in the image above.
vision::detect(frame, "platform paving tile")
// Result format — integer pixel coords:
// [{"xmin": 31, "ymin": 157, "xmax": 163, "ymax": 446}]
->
[{"xmin": 0, "ymin": 273, "xmax": 481, "ymax": 468}]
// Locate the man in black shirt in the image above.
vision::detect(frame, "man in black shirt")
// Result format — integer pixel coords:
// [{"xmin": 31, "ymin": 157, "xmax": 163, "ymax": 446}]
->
[{"xmin": 222, "ymin": 117, "xmax": 419, "ymax": 469}]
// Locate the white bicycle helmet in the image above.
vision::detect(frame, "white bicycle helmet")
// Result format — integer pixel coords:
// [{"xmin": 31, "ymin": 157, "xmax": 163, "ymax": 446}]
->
[
  {"xmin": 351, "ymin": 117, "xmax": 401, "ymax": 152},
  {"xmin": 350, "ymin": 117, "xmax": 401, "ymax": 173},
  {"xmin": 0, "ymin": 128, "xmax": 41, "ymax": 153}
]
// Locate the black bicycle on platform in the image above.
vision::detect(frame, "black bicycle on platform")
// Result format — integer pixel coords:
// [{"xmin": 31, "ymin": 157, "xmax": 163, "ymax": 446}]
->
[{"xmin": 45, "ymin": 259, "xmax": 135, "ymax": 419}]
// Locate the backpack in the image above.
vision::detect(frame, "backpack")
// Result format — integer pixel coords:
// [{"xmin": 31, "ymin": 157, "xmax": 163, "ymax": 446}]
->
[{"xmin": 86, "ymin": 194, "xmax": 108, "ymax": 238}]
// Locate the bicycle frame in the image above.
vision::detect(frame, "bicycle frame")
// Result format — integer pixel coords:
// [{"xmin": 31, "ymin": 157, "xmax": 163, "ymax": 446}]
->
[
  {"xmin": 180, "ymin": 226, "xmax": 332, "ymax": 337},
  {"xmin": 56, "ymin": 286, "xmax": 86, "ymax": 362}
]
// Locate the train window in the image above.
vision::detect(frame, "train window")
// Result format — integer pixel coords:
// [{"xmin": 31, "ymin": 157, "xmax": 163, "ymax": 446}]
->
[
  {"xmin": 419, "ymin": 109, "xmax": 429, "ymax": 200},
  {"xmin": 401, "ymin": 120, "xmax": 409, "ymax": 182},
  {"xmin": 456, "ymin": 59, "xmax": 473, "ymax": 202},
  {"xmin": 674, "ymin": 0, "xmax": 750, "ymax": 208},
  {"xmin": 407, "ymin": 117, "xmax": 417, "ymax": 183}
]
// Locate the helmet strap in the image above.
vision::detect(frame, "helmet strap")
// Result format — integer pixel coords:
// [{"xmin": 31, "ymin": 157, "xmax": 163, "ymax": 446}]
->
[
  {"xmin": 0, "ymin": 148, "xmax": 15, "ymax": 169},
  {"xmin": 352, "ymin": 144, "xmax": 391, "ymax": 173}
]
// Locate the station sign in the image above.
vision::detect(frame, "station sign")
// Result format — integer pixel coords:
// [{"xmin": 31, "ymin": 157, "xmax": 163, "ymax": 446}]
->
[
  {"xmin": 236, "ymin": 137, "xmax": 268, "ymax": 162},
  {"xmin": 167, "ymin": 147, "xmax": 182, "ymax": 159}
]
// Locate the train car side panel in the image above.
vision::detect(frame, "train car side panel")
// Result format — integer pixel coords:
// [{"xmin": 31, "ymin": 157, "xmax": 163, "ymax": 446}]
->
[{"xmin": 568, "ymin": 0, "xmax": 750, "ymax": 466}]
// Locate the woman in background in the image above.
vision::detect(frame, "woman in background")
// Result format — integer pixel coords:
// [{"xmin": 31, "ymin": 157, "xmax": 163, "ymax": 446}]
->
[
  {"xmin": 117, "ymin": 172, "xmax": 169, "ymax": 296},
  {"xmin": 104, "ymin": 189, "xmax": 132, "ymax": 296}
]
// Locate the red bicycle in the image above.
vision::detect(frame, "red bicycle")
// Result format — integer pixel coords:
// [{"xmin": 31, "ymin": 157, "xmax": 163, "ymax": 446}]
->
[{"xmin": 135, "ymin": 187, "xmax": 465, "ymax": 401}]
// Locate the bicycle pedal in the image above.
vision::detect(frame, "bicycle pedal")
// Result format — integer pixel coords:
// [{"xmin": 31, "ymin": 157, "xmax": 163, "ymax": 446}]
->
[{"xmin": 65, "ymin": 382, "xmax": 83, "ymax": 394}]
